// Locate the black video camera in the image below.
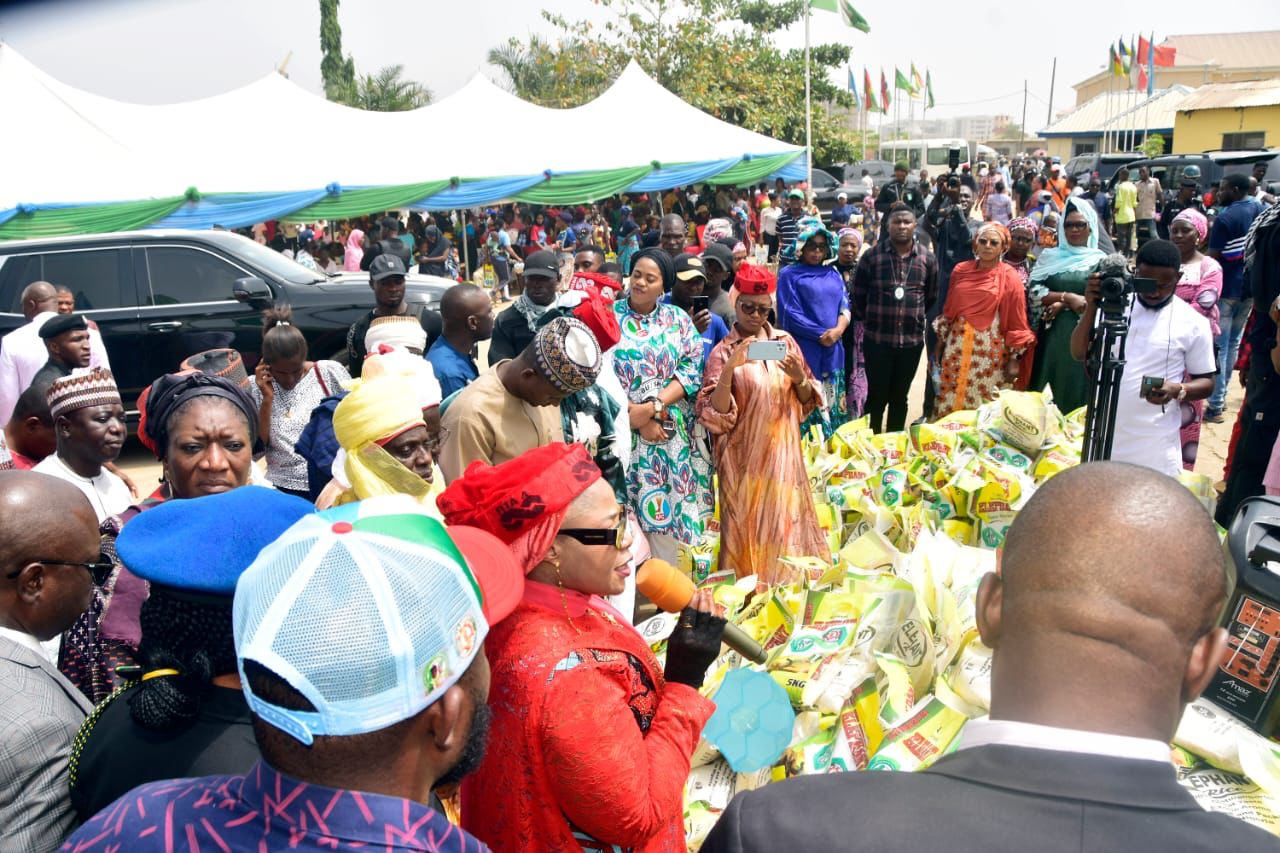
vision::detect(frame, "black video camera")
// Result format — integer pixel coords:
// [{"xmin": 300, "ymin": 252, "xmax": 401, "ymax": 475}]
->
[
  {"xmin": 1093, "ymin": 253, "xmax": 1158, "ymax": 317},
  {"xmin": 946, "ymin": 147, "xmax": 962, "ymax": 189}
]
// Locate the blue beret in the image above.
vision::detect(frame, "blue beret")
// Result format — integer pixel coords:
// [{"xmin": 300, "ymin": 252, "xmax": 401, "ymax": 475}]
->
[{"xmin": 116, "ymin": 486, "xmax": 315, "ymax": 595}]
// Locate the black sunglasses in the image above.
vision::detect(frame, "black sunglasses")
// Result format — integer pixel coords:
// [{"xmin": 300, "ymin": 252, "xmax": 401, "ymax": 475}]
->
[
  {"xmin": 6, "ymin": 551, "xmax": 115, "ymax": 586},
  {"xmin": 560, "ymin": 519, "xmax": 628, "ymax": 549},
  {"xmin": 740, "ymin": 302, "xmax": 771, "ymax": 316}
]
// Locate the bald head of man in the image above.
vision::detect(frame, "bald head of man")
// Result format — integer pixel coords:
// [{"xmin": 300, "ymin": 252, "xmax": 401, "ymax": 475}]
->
[
  {"xmin": 439, "ymin": 283, "xmax": 493, "ymax": 346},
  {"xmin": 0, "ymin": 470, "xmax": 101, "ymax": 642},
  {"xmin": 20, "ymin": 282, "xmax": 58, "ymax": 320},
  {"xmin": 976, "ymin": 461, "xmax": 1229, "ymax": 742}
]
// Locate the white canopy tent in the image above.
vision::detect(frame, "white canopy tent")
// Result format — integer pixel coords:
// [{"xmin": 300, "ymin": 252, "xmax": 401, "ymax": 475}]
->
[{"xmin": 0, "ymin": 43, "xmax": 803, "ymax": 219}]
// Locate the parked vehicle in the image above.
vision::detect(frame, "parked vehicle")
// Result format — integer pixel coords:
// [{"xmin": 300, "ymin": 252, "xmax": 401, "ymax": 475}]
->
[
  {"xmin": 879, "ymin": 138, "xmax": 971, "ymax": 175},
  {"xmin": 0, "ymin": 230, "xmax": 450, "ymax": 412},
  {"xmin": 809, "ymin": 167, "xmax": 866, "ymax": 220},
  {"xmin": 1112, "ymin": 150, "xmax": 1280, "ymax": 202},
  {"xmin": 1063, "ymin": 152, "xmax": 1142, "ymax": 185}
]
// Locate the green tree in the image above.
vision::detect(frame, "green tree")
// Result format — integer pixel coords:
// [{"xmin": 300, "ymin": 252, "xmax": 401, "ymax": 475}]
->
[
  {"xmin": 487, "ymin": 0, "xmax": 859, "ymax": 164},
  {"xmin": 344, "ymin": 64, "xmax": 433, "ymax": 112},
  {"xmin": 1140, "ymin": 133, "xmax": 1166, "ymax": 158},
  {"xmin": 318, "ymin": 0, "xmax": 355, "ymax": 101}
]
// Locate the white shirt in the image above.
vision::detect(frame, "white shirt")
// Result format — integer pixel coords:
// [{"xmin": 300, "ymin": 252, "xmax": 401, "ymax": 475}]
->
[
  {"xmin": 0, "ymin": 311, "xmax": 58, "ymax": 424},
  {"xmin": 862, "ymin": 174, "xmax": 875, "ymax": 193},
  {"xmin": 958, "ymin": 718, "xmax": 1171, "ymax": 764},
  {"xmin": 761, "ymin": 207, "xmax": 780, "ymax": 235},
  {"xmin": 1109, "ymin": 296, "xmax": 1215, "ymax": 477},
  {"xmin": 0, "ymin": 313, "xmax": 111, "ymax": 424},
  {"xmin": 32, "ymin": 454, "xmax": 131, "ymax": 522}
]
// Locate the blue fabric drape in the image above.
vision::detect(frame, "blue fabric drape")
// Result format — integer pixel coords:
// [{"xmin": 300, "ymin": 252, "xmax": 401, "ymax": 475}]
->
[
  {"xmin": 147, "ymin": 190, "xmax": 331, "ymax": 230},
  {"xmin": 627, "ymin": 158, "xmax": 742, "ymax": 192},
  {"xmin": 412, "ymin": 176, "xmax": 546, "ymax": 209}
]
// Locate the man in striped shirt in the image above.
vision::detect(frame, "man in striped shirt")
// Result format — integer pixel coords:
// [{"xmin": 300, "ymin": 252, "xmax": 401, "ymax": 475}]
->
[
  {"xmin": 775, "ymin": 189, "xmax": 805, "ymax": 266},
  {"xmin": 1205, "ymin": 173, "xmax": 1264, "ymax": 422}
]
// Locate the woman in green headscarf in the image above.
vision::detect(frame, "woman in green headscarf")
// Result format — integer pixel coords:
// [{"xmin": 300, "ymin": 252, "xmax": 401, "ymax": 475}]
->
[{"xmin": 1027, "ymin": 196, "xmax": 1107, "ymax": 413}]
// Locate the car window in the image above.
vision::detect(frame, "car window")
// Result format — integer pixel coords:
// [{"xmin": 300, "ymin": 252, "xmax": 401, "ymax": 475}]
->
[
  {"xmin": 812, "ymin": 171, "xmax": 837, "ymax": 189},
  {"xmin": 42, "ymin": 249, "xmax": 130, "ymax": 310},
  {"xmin": 144, "ymin": 246, "xmax": 242, "ymax": 306},
  {"xmin": 0, "ymin": 254, "xmax": 44, "ymax": 313}
]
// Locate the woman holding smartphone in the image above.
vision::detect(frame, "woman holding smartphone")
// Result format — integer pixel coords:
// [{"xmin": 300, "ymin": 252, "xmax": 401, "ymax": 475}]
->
[
  {"xmin": 612, "ymin": 248, "xmax": 713, "ymax": 564},
  {"xmin": 697, "ymin": 263, "xmax": 828, "ymax": 584}
]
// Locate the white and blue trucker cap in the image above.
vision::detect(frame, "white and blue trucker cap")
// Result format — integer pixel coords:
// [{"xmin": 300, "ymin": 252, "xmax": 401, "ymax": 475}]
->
[{"xmin": 232, "ymin": 495, "xmax": 522, "ymax": 745}]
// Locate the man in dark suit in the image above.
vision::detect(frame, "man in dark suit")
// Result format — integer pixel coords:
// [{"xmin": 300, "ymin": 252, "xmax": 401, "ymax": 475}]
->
[
  {"xmin": 0, "ymin": 470, "xmax": 102, "ymax": 852},
  {"xmin": 703, "ymin": 461, "xmax": 1279, "ymax": 852}
]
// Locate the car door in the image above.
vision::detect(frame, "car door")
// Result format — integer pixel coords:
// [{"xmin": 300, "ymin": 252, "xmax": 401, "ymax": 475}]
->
[
  {"xmin": 135, "ymin": 244, "xmax": 262, "ymax": 388},
  {"xmin": 36, "ymin": 247, "xmax": 145, "ymax": 403}
]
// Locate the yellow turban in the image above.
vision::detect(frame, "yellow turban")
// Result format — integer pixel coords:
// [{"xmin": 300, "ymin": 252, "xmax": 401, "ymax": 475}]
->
[{"xmin": 332, "ymin": 375, "xmax": 429, "ymax": 502}]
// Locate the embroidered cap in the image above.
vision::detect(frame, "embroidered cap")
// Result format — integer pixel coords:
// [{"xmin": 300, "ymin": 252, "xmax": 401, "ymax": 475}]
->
[
  {"xmin": 47, "ymin": 367, "xmax": 121, "ymax": 420},
  {"xmin": 233, "ymin": 495, "xmax": 522, "ymax": 745},
  {"xmin": 364, "ymin": 314, "xmax": 428, "ymax": 353},
  {"xmin": 532, "ymin": 316, "xmax": 600, "ymax": 395},
  {"xmin": 734, "ymin": 263, "xmax": 777, "ymax": 296}
]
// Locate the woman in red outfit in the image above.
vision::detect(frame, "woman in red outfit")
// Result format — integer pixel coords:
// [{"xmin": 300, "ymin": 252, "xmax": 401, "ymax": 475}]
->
[{"xmin": 438, "ymin": 442, "xmax": 726, "ymax": 853}]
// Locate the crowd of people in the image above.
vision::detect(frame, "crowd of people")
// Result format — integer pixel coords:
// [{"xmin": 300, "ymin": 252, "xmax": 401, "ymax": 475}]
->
[{"xmin": 1, "ymin": 148, "xmax": 1279, "ymax": 851}]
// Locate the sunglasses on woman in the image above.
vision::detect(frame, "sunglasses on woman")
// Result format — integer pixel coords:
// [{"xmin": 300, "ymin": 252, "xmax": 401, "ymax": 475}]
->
[
  {"xmin": 739, "ymin": 303, "xmax": 771, "ymax": 316},
  {"xmin": 559, "ymin": 519, "xmax": 629, "ymax": 549},
  {"xmin": 6, "ymin": 551, "xmax": 115, "ymax": 586},
  {"xmin": 975, "ymin": 238, "xmax": 1003, "ymax": 247}
]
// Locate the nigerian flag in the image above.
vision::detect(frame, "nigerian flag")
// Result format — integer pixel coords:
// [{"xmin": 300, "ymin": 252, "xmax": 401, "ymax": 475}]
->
[{"xmin": 810, "ymin": 0, "xmax": 871, "ymax": 32}]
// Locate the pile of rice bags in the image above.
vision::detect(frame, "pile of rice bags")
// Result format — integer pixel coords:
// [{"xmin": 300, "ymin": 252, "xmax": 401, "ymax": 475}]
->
[{"xmin": 638, "ymin": 391, "xmax": 1270, "ymax": 849}]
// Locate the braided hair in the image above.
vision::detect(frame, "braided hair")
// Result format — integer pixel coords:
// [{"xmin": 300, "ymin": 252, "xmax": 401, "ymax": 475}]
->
[{"xmin": 128, "ymin": 588, "xmax": 238, "ymax": 731}]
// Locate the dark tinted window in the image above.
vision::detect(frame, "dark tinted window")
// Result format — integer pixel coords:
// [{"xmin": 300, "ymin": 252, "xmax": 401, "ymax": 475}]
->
[
  {"xmin": 0, "ymin": 249, "xmax": 133, "ymax": 311},
  {"xmin": 0, "ymin": 254, "xmax": 45, "ymax": 313},
  {"xmin": 812, "ymin": 170, "xmax": 838, "ymax": 189},
  {"xmin": 144, "ymin": 246, "xmax": 242, "ymax": 306}
]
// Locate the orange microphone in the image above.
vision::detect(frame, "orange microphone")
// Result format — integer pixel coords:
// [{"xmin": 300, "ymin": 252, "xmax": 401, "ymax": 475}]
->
[{"xmin": 636, "ymin": 559, "xmax": 767, "ymax": 665}]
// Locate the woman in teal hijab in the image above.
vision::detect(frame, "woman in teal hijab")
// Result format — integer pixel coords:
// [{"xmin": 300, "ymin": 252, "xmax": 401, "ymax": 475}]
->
[{"xmin": 1027, "ymin": 197, "xmax": 1107, "ymax": 413}]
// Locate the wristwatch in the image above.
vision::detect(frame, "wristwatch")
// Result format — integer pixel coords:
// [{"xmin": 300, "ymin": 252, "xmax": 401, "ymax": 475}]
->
[{"xmin": 651, "ymin": 398, "xmax": 664, "ymax": 418}]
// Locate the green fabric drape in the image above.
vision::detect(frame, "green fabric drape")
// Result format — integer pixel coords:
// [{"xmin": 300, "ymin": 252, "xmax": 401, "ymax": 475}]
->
[
  {"xmin": 0, "ymin": 196, "xmax": 186, "ymax": 240},
  {"xmin": 514, "ymin": 165, "xmax": 655, "ymax": 205},
  {"xmin": 705, "ymin": 152, "xmax": 803, "ymax": 187},
  {"xmin": 283, "ymin": 180, "xmax": 453, "ymax": 221}
]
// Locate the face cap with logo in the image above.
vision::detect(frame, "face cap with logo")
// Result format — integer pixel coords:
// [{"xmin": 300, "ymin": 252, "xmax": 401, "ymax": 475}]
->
[{"xmin": 233, "ymin": 495, "xmax": 523, "ymax": 746}]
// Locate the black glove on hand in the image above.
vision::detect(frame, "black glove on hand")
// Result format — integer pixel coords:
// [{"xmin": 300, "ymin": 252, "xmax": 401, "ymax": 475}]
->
[{"xmin": 663, "ymin": 605, "xmax": 727, "ymax": 689}]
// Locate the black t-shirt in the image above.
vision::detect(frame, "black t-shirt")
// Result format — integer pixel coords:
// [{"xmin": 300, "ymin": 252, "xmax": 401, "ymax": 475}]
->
[
  {"xmin": 419, "ymin": 238, "xmax": 452, "ymax": 277},
  {"xmin": 346, "ymin": 304, "xmax": 443, "ymax": 376},
  {"xmin": 359, "ymin": 238, "xmax": 412, "ymax": 272},
  {"xmin": 70, "ymin": 684, "xmax": 259, "ymax": 823},
  {"xmin": 876, "ymin": 180, "xmax": 925, "ymax": 217}
]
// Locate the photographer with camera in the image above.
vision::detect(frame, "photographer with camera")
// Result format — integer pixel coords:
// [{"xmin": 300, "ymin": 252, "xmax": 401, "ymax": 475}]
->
[{"xmin": 1069, "ymin": 239, "xmax": 1216, "ymax": 477}]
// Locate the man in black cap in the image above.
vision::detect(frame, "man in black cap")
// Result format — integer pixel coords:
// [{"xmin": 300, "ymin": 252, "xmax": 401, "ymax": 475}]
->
[
  {"xmin": 33, "ymin": 314, "xmax": 92, "ymax": 391},
  {"xmin": 662, "ymin": 255, "xmax": 729, "ymax": 361},
  {"xmin": 488, "ymin": 249, "xmax": 559, "ymax": 365},
  {"xmin": 345, "ymin": 253, "xmax": 442, "ymax": 377},
  {"xmin": 700, "ymin": 242, "xmax": 738, "ymax": 326},
  {"xmin": 1158, "ymin": 179, "xmax": 1206, "ymax": 240}
]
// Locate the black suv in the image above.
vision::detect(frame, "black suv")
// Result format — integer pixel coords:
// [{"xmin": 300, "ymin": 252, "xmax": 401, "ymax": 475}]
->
[
  {"xmin": 1113, "ymin": 150, "xmax": 1280, "ymax": 201},
  {"xmin": 0, "ymin": 230, "xmax": 450, "ymax": 411}
]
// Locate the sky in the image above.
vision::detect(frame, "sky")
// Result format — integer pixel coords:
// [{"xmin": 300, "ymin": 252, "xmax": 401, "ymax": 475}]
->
[{"xmin": 2, "ymin": 0, "xmax": 1279, "ymax": 131}]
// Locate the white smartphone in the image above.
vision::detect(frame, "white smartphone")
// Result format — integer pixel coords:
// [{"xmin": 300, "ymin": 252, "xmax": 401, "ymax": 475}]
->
[{"xmin": 746, "ymin": 340, "xmax": 787, "ymax": 361}]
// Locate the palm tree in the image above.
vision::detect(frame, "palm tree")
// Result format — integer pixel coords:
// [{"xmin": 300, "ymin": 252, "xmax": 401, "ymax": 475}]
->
[
  {"xmin": 341, "ymin": 64, "xmax": 432, "ymax": 111},
  {"xmin": 487, "ymin": 37, "xmax": 555, "ymax": 99}
]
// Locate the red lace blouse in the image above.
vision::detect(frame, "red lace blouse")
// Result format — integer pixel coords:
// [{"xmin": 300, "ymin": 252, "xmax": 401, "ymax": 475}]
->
[{"xmin": 460, "ymin": 582, "xmax": 713, "ymax": 852}]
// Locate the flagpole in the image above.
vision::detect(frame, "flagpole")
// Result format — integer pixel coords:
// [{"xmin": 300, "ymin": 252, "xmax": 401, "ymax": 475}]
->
[
  {"xmin": 1143, "ymin": 32, "xmax": 1154, "ymax": 153},
  {"xmin": 804, "ymin": 0, "xmax": 813, "ymax": 199},
  {"xmin": 1105, "ymin": 71, "xmax": 1113, "ymax": 153}
]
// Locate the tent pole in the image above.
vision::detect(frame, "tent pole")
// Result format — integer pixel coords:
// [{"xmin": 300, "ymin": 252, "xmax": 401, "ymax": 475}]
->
[
  {"xmin": 459, "ymin": 209, "xmax": 469, "ymax": 280},
  {"xmin": 1020, "ymin": 80, "xmax": 1027, "ymax": 156},
  {"xmin": 804, "ymin": 0, "xmax": 812, "ymax": 198}
]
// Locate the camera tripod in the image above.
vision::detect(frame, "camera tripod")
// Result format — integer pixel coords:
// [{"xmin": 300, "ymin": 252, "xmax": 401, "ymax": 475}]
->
[{"xmin": 1081, "ymin": 305, "xmax": 1130, "ymax": 463}]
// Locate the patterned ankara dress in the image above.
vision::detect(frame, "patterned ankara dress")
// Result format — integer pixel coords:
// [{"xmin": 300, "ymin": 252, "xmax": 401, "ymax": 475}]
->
[
  {"xmin": 611, "ymin": 299, "xmax": 714, "ymax": 546},
  {"xmin": 698, "ymin": 325, "xmax": 831, "ymax": 584}
]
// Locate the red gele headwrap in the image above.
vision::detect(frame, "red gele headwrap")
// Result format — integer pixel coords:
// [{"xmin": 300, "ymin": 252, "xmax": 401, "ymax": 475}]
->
[
  {"xmin": 735, "ymin": 262, "xmax": 777, "ymax": 296},
  {"xmin": 572, "ymin": 292, "xmax": 621, "ymax": 352},
  {"xmin": 436, "ymin": 442, "xmax": 602, "ymax": 575}
]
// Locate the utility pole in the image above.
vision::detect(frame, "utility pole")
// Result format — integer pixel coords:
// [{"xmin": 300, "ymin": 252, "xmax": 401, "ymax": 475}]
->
[
  {"xmin": 1020, "ymin": 80, "xmax": 1028, "ymax": 154},
  {"xmin": 1046, "ymin": 57, "xmax": 1057, "ymax": 126}
]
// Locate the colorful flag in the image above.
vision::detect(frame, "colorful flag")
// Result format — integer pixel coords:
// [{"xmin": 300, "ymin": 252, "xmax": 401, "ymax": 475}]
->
[
  {"xmin": 864, "ymin": 67, "xmax": 879, "ymax": 112},
  {"xmin": 911, "ymin": 63, "xmax": 924, "ymax": 94},
  {"xmin": 925, "ymin": 69, "xmax": 934, "ymax": 109},
  {"xmin": 1137, "ymin": 64, "xmax": 1148, "ymax": 93},
  {"xmin": 847, "ymin": 67, "xmax": 861, "ymax": 111},
  {"xmin": 895, "ymin": 67, "xmax": 912, "ymax": 94},
  {"xmin": 1109, "ymin": 44, "xmax": 1124, "ymax": 77},
  {"xmin": 1117, "ymin": 39, "xmax": 1131, "ymax": 75},
  {"xmin": 880, "ymin": 68, "xmax": 891, "ymax": 111},
  {"xmin": 809, "ymin": 0, "xmax": 871, "ymax": 32}
]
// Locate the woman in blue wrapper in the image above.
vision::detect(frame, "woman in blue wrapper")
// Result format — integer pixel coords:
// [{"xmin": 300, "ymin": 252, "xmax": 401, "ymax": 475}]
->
[{"xmin": 776, "ymin": 220, "xmax": 850, "ymax": 435}]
